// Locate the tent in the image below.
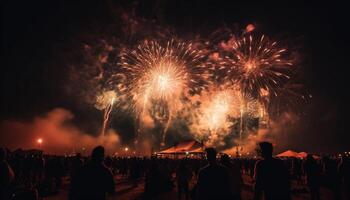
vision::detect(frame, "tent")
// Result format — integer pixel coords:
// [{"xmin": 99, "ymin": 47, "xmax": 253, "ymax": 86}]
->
[
  {"xmin": 298, "ymin": 152, "xmax": 308, "ymax": 159},
  {"xmin": 276, "ymin": 150, "xmax": 302, "ymax": 158},
  {"xmin": 298, "ymin": 152, "xmax": 320, "ymax": 159},
  {"xmin": 276, "ymin": 150, "xmax": 320, "ymax": 159},
  {"xmin": 158, "ymin": 140, "xmax": 204, "ymax": 155}
]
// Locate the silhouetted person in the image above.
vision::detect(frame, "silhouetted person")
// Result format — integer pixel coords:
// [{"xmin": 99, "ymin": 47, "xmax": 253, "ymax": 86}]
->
[
  {"xmin": 253, "ymin": 142, "xmax": 291, "ymax": 200},
  {"xmin": 144, "ymin": 159, "xmax": 161, "ymax": 199},
  {"xmin": 75, "ymin": 146, "xmax": 115, "ymax": 200},
  {"xmin": 303, "ymin": 154, "xmax": 321, "ymax": 200},
  {"xmin": 292, "ymin": 158, "xmax": 303, "ymax": 185},
  {"xmin": 130, "ymin": 158, "xmax": 141, "ymax": 187},
  {"xmin": 158, "ymin": 159, "xmax": 173, "ymax": 193},
  {"xmin": 221, "ymin": 154, "xmax": 242, "ymax": 200},
  {"xmin": 1, "ymin": 148, "xmax": 15, "ymax": 200},
  {"xmin": 323, "ymin": 157, "xmax": 341, "ymax": 200},
  {"xmin": 69, "ymin": 153, "xmax": 84, "ymax": 200},
  {"xmin": 176, "ymin": 159, "xmax": 192, "ymax": 200},
  {"xmin": 338, "ymin": 157, "xmax": 350, "ymax": 200},
  {"xmin": 196, "ymin": 148, "xmax": 231, "ymax": 200}
]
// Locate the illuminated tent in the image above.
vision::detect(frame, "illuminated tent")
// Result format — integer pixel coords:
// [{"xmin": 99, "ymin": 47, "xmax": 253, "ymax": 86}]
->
[
  {"xmin": 276, "ymin": 150, "xmax": 301, "ymax": 158},
  {"xmin": 277, "ymin": 150, "xmax": 320, "ymax": 159},
  {"xmin": 298, "ymin": 152, "xmax": 321, "ymax": 159},
  {"xmin": 158, "ymin": 140, "xmax": 204, "ymax": 154},
  {"xmin": 298, "ymin": 152, "xmax": 308, "ymax": 158}
]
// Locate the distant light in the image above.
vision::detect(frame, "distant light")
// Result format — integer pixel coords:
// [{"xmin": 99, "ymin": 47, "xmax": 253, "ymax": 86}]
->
[
  {"xmin": 37, "ymin": 138, "xmax": 43, "ymax": 144},
  {"xmin": 186, "ymin": 151, "xmax": 189, "ymax": 155},
  {"xmin": 246, "ymin": 24, "xmax": 255, "ymax": 33},
  {"xmin": 124, "ymin": 147, "xmax": 129, "ymax": 151}
]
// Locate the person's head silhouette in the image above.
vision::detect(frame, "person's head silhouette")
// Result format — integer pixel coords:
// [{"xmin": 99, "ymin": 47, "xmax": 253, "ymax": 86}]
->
[
  {"xmin": 306, "ymin": 154, "xmax": 314, "ymax": 161},
  {"xmin": 220, "ymin": 153, "xmax": 231, "ymax": 166},
  {"xmin": 0, "ymin": 147, "xmax": 6, "ymax": 160},
  {"xmin": 258, "ymin": 142, "xmax": 273, "ymax": 159},
  {"xmin": 205, "ymin": 147, "xmax": 217, "ymax": 164},
  {"xmin": 76, "ymin": 153, "xmax": 82, "ymax": 159},
  {"xmin": 91, "ymin": 146, "xmax": 105, "ymax": 163}
]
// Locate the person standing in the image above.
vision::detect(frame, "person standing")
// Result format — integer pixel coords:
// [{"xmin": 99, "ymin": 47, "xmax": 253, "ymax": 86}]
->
[
  {"xmin": 253, "ymin": 142, "xmax": 291, "ymax": 200},
  {"xmin": 176, "ymin": 159, "xmax": 192, "ymax": 200},
  {"xmin": 196, "ymin": 148, "xmax": 231, "ymax": 200},
  {"xmin": 74, "ymin": 146, "xmax": 115, "ymax": 200},
  {"xmin": 221, "ymin": 154, "xmax": 242, "ymax": 200},
  {"xmin": 0, "ymin": 148, "xmax": 15, "ymax": 200},
  {"xmin": 303, "ymin": 154, "xmax": 321, "ymax": 200}
]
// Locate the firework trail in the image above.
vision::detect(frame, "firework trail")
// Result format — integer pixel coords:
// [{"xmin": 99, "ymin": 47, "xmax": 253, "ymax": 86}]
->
[
  {"xmin": 101, "ymin": 97, "xmax": 115, "ymax": 137},
  {"xmin": 119, "ymin": 39, "xmax": 209, "ymax": 145},
  {"xmin": 95, "ymin": 91, "xmax": 117, "ymax": 137}
]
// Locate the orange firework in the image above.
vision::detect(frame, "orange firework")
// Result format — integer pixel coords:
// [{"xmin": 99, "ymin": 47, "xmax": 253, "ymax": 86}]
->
[
  {"xmin": 221, "ymin": 34, "xmax": 293, "ymax": 99},
  {"xmin": 119, "ymin": 39, "xmax": 209, "ymax": 144},
  {"xmin": 95, "ymin": 91, "xmax": 117, "ymax": 137},
  {"xmin": 190, "ymin": 84, "xmax": 264, "ymax": 146}
]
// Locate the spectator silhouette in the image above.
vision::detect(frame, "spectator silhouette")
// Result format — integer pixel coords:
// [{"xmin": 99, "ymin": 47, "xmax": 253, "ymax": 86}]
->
[
  {"xmin": 196, "ymin": 148, "xmax": 231, "ymax": 200},
  {"xmin": 144, "ymin": 159, "xmax": 161, "ymax": 199},
  {"xmin": 253, "ymin": 142, "xmax": 291, "ymax": 200},
  {"xmin": 130, "ymin": 158, "xmax": 141, "ymax": 187},
  {"xmin": 338, "ymin": 157, "xmax": 350, "ymax": 200},
  {"xmin": 176, "ymin": 159, "xmax": 192, "ymax": 200},
  {"xmin": 323, "ymin": 156, "xmax": 341, "ymax": 200},
  {"xmin": 303, "ymin": 154, "xmax": 321, "ymax": 200},
  {"xmin": 1, "ymin": 148, "xmax": 15, "ymax": 200},
  {"xmin": 69, "ymin": 153, "xmax": 84, "ymax": 200},
  {"xmin": 221, "ymin": 154, "xmax": 242, "ymax": 200},
  {"xmin": 74, "ymin": 146, "xmax": 115, "ymax": 200}
]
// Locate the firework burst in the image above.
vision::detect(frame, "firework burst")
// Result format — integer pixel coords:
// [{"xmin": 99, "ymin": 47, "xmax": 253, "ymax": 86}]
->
[
  {"xmin": 220, "ymin": 34, "xmax": 293, "ymax": 99},
  {"xmin": 119, "ymin": 39, "xmax": 209, "ymax": 144},
  {"xmin": 189, "ymin": 84, "xmax": 264, "ymax": 146}
]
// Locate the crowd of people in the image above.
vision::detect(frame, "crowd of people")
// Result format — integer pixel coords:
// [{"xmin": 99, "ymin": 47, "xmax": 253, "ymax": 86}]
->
[{"xmin": 1, "ymin": 142, "xmax": 350, "ymax": 200}]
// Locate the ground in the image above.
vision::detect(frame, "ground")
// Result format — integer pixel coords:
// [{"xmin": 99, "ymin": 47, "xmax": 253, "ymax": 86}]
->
[{"xmin": 47, "ymin": 175, "xmax": 336, "ymax": 200}]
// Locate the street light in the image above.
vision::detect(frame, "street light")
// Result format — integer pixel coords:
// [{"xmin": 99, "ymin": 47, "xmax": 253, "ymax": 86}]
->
[{"xmin": 37, "ymin": 138, "xmax": 43, "ymax": 149}]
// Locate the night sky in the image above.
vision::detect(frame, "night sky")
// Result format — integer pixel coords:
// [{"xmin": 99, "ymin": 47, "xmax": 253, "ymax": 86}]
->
[{"xmin": 1, "ymin": 0, "xmax": 348, "ymax": 153}]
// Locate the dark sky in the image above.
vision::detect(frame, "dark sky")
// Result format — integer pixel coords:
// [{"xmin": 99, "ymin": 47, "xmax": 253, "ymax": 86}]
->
[{"xmin": 1, "ymin": 0, "xmax": 348, "ymax": 153}]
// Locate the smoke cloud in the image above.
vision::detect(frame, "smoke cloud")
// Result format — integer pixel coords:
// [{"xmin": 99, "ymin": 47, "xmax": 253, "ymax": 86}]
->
[
  {"xmin": 224, "ymin": 112, "xmax": 303, "ymax": 155},
  {"xmin": 0, "ymin": 108, "xmax": 120, "ymax": 155}
]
